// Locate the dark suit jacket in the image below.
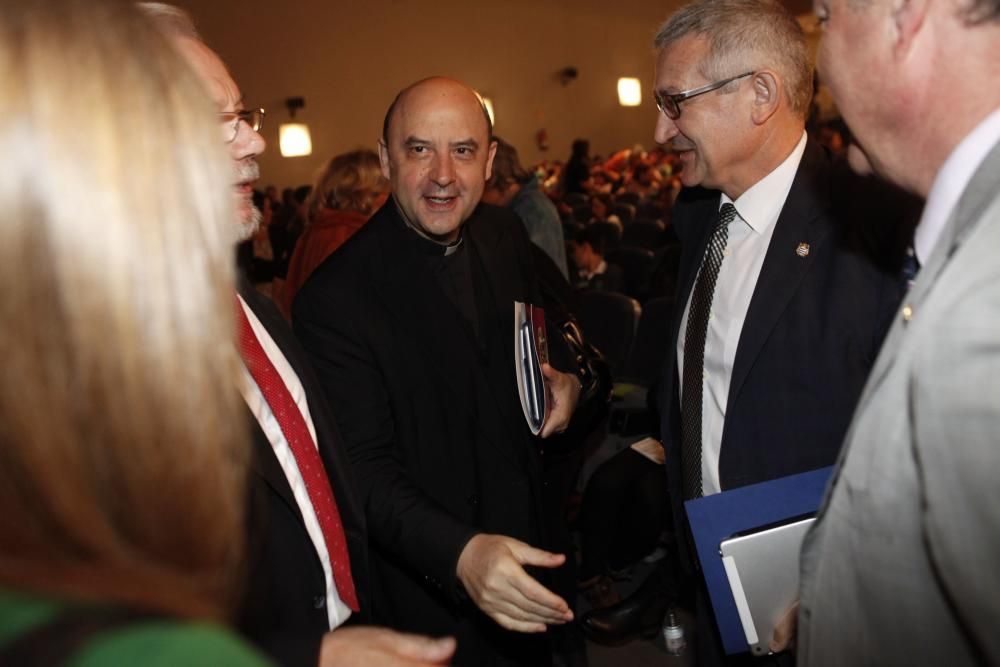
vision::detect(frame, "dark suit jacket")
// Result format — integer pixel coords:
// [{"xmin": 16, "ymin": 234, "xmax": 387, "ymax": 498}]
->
[
  {"xmin": 658, "ymin": 141, "xmax": 911, "ymax": 568},
  {"xmin": 293, "ymin": 200, "xmax": 569, "ymax": 666},
  {"xmin": 237, "ymin": 280, "xmax": 370, "ymax": 667}
]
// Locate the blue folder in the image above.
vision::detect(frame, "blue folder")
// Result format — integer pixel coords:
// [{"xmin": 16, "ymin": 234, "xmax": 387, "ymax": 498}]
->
[{"xmin": 684, "ymin": 466, "xmax": 833, "ymax": 655}]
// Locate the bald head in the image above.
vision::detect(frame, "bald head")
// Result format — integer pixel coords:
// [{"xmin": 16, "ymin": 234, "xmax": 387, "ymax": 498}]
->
[
  {"xmin": 382, "ymin": 77, "xmax": 493, "ymax": 145},
  {"xmin": 377, "ymin": 77, "xmax": 497, "ymax": 244}
]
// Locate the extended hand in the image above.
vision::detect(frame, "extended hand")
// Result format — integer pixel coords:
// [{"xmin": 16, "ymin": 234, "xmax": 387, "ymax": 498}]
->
[
  {"xmin": 770, "ymin": 600, "xmax": 799, "ymax": 654},
  {"xmin": 318, "ymin": 626, "xmax": 455, "ymax": 667},
  {"xmin": 456, "ymin": 533, "xmax": 573, "ymax": 633},
  {"xmin": 540, "ymin": 363, "xmax": 581, "ymax": 438}
]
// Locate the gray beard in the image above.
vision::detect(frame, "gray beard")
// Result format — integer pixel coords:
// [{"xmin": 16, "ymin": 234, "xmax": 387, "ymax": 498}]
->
[
  {"xmin": 234, "ymin": 204, "xmax": 262, "ymax": 243},
  {"xmin": 232, "ymin": 158, "xmax": 262, "ymax": 243}
]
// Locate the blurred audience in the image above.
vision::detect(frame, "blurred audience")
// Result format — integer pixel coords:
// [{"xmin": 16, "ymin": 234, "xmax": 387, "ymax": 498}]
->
[
  {"xmin": 589, "ymin": 193, "xmax": 621, "ymax": 227},
  {"xmin": 237, "ymin": 190, "xmax": 277, "ymax": 296},
  {"xmin": 280, "ymin": 149, "xmax": 388, "ymax": 318},
  {"xmin": 269, "ymin": 185, "xmax": 311, "ymax": 280},
  {"xmin": 483, "ymin": 137, "xmax": 569, "ymax": 278},
  {"xmin": 569, "ymin": 226, "xmax": 624, "ymax": 292},
  {"xmin": 563, "ymin": 138, "xmax": 592, "ymax": 195}
]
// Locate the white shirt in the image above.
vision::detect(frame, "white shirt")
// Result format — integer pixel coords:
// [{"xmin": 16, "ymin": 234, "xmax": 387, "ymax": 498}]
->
[
  {"xmin": 579, "ymin": 259, "xmax": 609, "ymax": 281},
  {"xmin": 677, "ymin": 132, "xmax": 808, "ymax": 495},
  {"xmin": 237, "ymin": 296, "xmax": 351, "ymax": 630},
  {"xmin": 914, "ymin": 106, "xmax": 1000, "ymax": 263}
]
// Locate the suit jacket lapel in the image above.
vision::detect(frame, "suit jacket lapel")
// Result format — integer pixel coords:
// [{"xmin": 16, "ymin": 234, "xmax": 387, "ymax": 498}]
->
[
  {"xmin": 674, "ymin": 197, "xmax": 717, "ymax": 326},
  {"xmin": 237, "ymin": 279, "xmax": 305, "ymax": 513},
  {"xmin": 728, "ymin": 142, "xmax": 830, "ymax": 407},
  {"xmin": 466, "ymin": 211, "xmax": 530, "ymax": 438},
  {"xmin": 661, "ymin": 193, "xmax": 717, "ymax": 413},
  {"xmin": 817, "ymin": 139, "xmax": 1000, "ymax": 520},
  {"xmin": 855, "ymin": 138, "xmax": 1000, "ymax": 409}
]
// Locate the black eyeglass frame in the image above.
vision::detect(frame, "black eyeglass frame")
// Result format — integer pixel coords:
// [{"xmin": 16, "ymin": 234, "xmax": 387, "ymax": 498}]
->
[
  {"xmin": 654, "ymin": 72, "xmax": 755, "ymax": 119},
  {"xmin": 219, "ymin": 108, "xmax": 265, "ymax": 143}
]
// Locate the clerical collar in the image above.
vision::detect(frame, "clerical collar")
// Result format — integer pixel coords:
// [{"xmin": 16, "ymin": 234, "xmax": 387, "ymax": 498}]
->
[{"xmin": 396, "ymin": 201, "xmax": 464, "ymax": 256}]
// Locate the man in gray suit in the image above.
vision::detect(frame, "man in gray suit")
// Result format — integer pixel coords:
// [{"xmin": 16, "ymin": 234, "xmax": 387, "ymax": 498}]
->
[{"xmin": 786, "ymin": 0, "xmax": 1000, "ymax": 662}]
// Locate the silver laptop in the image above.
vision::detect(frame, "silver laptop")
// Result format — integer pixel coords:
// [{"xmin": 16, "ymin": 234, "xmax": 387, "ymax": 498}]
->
[{"xmin": 718, "ymin": 516, "xmax": 814, "ymax": 656}]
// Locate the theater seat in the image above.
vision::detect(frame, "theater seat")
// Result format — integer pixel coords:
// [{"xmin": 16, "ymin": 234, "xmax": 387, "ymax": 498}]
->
[
  {"xmin": 578, "ymin": 290, "xmax": 641, "ymax": 379},
  {"xmin": 612, "ymin": 203, "xmax": 636, "ymax": 224},
  {"xmin": 622, "ymin": 296, "xmax": 675, "ymax": 387},
  {"xmin": 615, "ymin": 192, "xmax": 641, "ymax": 207},
  {"xmin": 606, "ymin": 245, "xmax": 655, "ymax": 301},
  {"xmin": 621, "ymin": 219, "xmax": 667, "ymax": 250}
]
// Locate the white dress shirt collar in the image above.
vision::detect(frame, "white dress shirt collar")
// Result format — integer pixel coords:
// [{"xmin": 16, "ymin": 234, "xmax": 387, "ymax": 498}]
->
[
  {"xmin": 721, "ymin": 131, "xmax": 808, "ymax": 233},
  {"xmin": 915, "ymin": 106, "xmax": 1000, "ymax": 263},
  {"xmin": 579, "ymin": 259, "xmax": 608, "ymax": 281}
]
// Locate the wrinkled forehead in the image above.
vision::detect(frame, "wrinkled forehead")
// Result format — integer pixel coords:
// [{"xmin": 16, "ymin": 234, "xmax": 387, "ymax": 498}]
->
[
  {"xmin": 173, "ymin": 36, "xmax": 242, "ymax": 112},
  {"xmin": 388, "ymin": 83, "xmax": 490, "ymax": 145}
]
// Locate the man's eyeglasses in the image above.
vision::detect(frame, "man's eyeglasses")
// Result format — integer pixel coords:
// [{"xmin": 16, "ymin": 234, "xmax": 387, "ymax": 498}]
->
[
  {"xmin": 219, "ymin": 108, "xmax": 265, "ymax": 143},
  {"xmin": 654, "ymin": 72, "xmax": 754, "ymax": 120}
]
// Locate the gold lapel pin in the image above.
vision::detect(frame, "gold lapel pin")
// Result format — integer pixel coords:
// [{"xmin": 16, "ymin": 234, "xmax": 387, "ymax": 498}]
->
[{"xmin": 796, "ymin": 242, "xmax": 810, "ymax": 257}]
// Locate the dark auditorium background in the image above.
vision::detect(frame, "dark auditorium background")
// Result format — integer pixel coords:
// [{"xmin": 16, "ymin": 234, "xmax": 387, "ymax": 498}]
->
[{"xmin": 177, "ymin": 0, "xmax": 824, "ymax": 189}]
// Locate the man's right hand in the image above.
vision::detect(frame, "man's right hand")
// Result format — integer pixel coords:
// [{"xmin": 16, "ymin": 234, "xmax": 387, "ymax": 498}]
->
[
  {"xmin": 770, "ymin": 600, "xmax": 799, "ymax": 654},
  {"xmin": 456, "ymin": 533, "xmax": 573, "ymax": 633},
  {"xmin": 318, "ymin": 626, "xmax": 455, "ymax": 667}
]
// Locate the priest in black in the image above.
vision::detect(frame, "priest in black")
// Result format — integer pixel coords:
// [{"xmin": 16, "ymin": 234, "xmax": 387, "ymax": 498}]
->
[{"xmin": 293, "ymin": 77, "xmax": 583, "ymax": 666}]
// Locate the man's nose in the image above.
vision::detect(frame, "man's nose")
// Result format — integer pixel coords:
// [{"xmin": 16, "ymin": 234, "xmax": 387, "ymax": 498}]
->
[
  {"xmin": 429, "ymin": 153, "xmax": 455, "ymax": 186},
  {"xmin": 233, "ymin": 118, "xmax": 266, "ymax": 159},
  {"xmin": 654, "ymin": 111, "xmax": 679, "ymax": 146}
]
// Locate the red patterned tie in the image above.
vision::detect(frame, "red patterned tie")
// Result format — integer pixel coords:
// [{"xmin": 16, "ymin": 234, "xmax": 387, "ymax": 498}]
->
[{"xmin": 235, "ymin": 299, "xmax": 359, "ymax": 612}]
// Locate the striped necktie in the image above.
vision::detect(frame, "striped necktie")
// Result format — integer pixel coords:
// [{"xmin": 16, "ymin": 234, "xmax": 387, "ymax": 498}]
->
[{"xmin": 681, "ymin": 203, "xmax": 736, "ymax": 500}]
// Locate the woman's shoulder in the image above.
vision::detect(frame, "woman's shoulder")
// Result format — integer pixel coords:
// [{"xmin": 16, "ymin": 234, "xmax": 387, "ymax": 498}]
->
[
  {"xmin": 0, "ymin": 590, "xmax": 270, "ymax": 667},
  {"xmin": 74, "ymin": 619, "xmax": 272, "ymax": 667}
]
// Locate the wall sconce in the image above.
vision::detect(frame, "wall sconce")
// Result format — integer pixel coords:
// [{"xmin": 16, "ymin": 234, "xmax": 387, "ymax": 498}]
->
[
  {"xmin": 558, "ymin": 67, "xmax": 579, "ymax": 86},
  {"xmin": 617, "ymin": 78, "xmax": 642, "ymax": 107},
  {"xmin": 279, "ymin": 96, "xmax": 312, "ymax": 158}
]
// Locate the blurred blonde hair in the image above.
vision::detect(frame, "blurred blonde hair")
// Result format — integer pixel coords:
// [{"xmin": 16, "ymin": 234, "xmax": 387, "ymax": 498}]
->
[
  {"xmin": 135, "ymin": 2, "xmax": 201, "ymax": 40},
  {"xmin": 307, "ymin": 149, "xmax": 387, "ymax": 219},
  {"xmin": 0, "ymin": 0, "xmax": 247, "ymax": 621}
]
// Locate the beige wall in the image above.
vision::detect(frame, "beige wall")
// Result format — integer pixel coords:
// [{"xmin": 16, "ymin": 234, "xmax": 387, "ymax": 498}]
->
[
  {"xmin": 180, "ymin": 0, "xmax": 820, "ymax": 189},
  {"xmin": 179, "ymin": 0, "xmax": 683, "ymax": 189}
]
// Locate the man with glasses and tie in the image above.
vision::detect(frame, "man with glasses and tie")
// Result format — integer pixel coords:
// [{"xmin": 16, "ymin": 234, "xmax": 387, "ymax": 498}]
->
[
  {"xmin": 139, "ymin": 5, "xmax": 455, "ymax": 667},
  {"xmin": 580, "ymin": 0, "xmax": 914, "ymax": 662}
]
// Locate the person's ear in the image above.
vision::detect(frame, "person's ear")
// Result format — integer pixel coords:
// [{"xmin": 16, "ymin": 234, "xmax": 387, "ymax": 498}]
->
[
  {"xmin": 890, "ymin": 0, "xmax": 929, "ymax": 59},
  {"xmin": 749, "ymin": 70, "xmax": 781, "ymax": 125},
  {"xmin": 484, "ymin": 140, "xmax": 498, "ymax": 181},
  {"xmin": 377, "ymin": 140, "xmax": 392, "ymax": 181}
]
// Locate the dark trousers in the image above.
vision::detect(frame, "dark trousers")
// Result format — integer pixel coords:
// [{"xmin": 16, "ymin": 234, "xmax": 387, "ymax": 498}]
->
[{"xmin": 580, "ymin": 448, "xmax": 669, "ymax": 579}]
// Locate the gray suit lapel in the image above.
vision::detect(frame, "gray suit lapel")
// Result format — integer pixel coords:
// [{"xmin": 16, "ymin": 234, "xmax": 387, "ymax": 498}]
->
[
  {"xmin": 819, "ymin": 138, "xmax": 1000, "ymax": 514},
  {"xmin": 857, "ymin": 139, "xmax": 1000, "ymax": 408}
]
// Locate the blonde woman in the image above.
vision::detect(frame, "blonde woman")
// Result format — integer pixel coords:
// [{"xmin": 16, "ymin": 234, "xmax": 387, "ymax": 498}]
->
[{"xmin": 0, "ymin": 0, "xmax": 265, "ymax": 663}]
